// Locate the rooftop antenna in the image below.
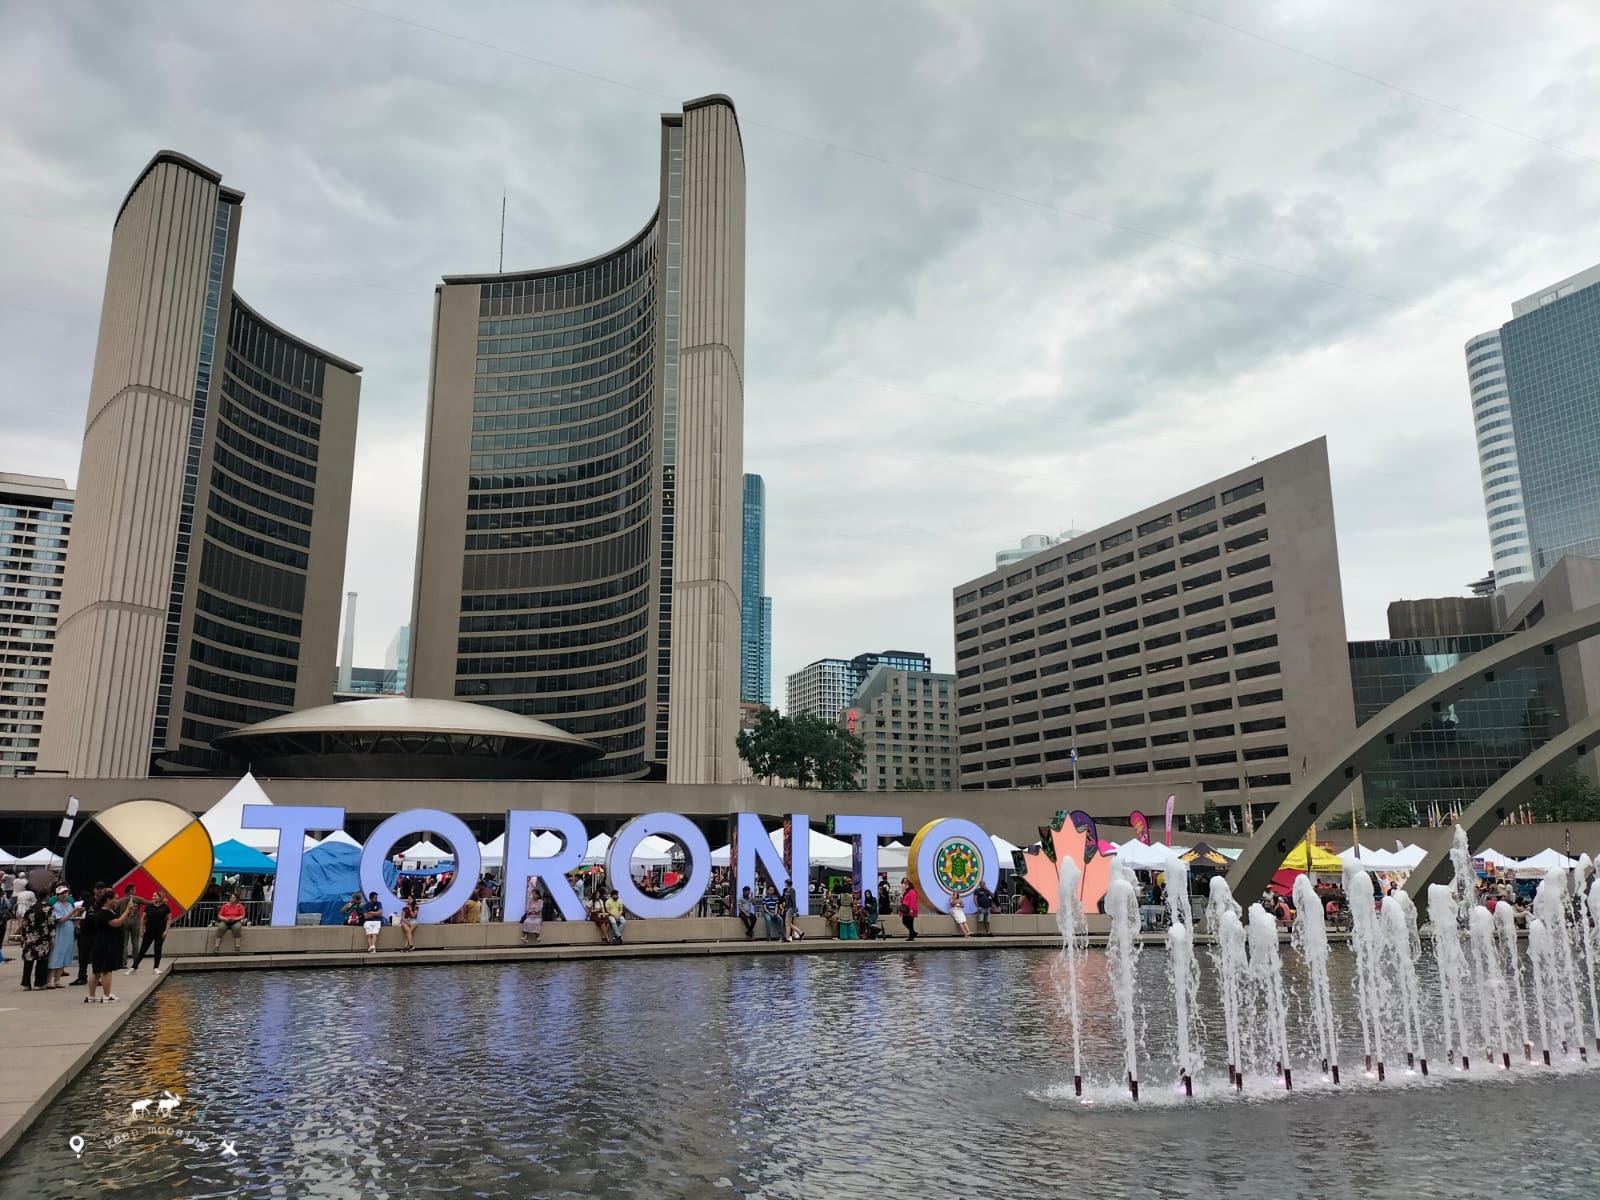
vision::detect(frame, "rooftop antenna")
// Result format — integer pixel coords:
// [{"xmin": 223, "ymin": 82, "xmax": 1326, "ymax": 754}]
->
[{"xmin": 499, "ymin": 189, "xmax": 506, "ymax": 273}]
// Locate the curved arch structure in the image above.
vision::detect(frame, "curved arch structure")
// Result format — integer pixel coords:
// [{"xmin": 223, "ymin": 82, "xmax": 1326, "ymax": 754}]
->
[
  {"xmin": 1401, "ymin": 710, "xmax": 1600, "ymax": 900},
  {"xmin": 1229, "ymin": 601, "xmax": 1600, "ymax": 902},
  {"xmin": 410, "ymin": 97, "xmax": 745, "ymax": 785}
]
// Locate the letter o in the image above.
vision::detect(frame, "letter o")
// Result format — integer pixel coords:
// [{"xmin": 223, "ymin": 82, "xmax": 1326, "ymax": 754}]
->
[
  {"xmin": 909, "ymin": 818, "xmax": 999, "ymax": 914},
  {"xmin": 360, "ymin": 810, "xmax": 481, "ymax": 923},
  {"xmin": 607, "ymin": 812, "xmax": 710, "ymax": 920}
]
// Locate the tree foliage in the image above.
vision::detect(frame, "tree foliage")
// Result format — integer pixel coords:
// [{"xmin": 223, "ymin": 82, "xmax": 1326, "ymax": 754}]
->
[
  {"xmin": 737, "ymin": 709, "xmax": 866, "ymax": 790},
  {"xmin": 1361, "ymin": 790, "xmax": 1418, "ymax": 830},
  {"xmin": 1529, "ymin": 766, "xmax": 1600, "ymax": 823}
]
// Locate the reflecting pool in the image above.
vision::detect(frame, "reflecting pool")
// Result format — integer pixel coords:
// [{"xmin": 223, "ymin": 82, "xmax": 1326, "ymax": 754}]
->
[{"xmin": 4, "ymin": 948, "xmax": 1599, "ymax": 1199}]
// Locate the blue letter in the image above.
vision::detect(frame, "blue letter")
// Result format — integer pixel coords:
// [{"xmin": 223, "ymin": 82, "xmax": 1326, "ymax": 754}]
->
[
  {"xmin": 733, "ymin": 812, "xmax": 811, "ymax": 915},
  {"xmin": 360, "ymin": 810, "xmax": 481, "ymax": 923},
  {"xmin": 911, "ymin": 818, "xmax": 999, "ymax": 914},
  {"xmin": 832, "ymin": 814, "xmax": 902, "ymax": 898},
  {"xmin": 502, "ymin": 810, "xmax": 588, "ymax": 922},
  {"xmin": 607, "ymin": 813, "xmax": 710, "ymax": 920},
  {"xmin": 242, "ymin": 804, "xmax": 343, "ymax": 926}
]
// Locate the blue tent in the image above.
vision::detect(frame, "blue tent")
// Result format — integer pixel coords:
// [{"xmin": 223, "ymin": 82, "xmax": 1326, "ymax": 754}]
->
[
  {"xmin": 212, "ymin": 839, "xmax": 278, "ymax": 875},
  {"xmin": 297, "ymin": 843, "xmax": 398, "ymax": 925}
]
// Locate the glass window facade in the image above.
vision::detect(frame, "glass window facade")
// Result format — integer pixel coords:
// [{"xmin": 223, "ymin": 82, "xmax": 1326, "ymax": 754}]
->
[
  {"xmin": 740, "ymin": 473, "xmax": 771, "ymax": 706},
  {"xmin": 1348, "ymin": 636, "xmax": 1564, "ymax": 815},
  {"xmin": 1499, "ymin": 275, "xmax": 1600, "ymax": 574}
]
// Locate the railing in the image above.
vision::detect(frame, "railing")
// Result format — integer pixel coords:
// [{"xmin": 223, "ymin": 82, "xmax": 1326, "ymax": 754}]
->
[{"xmin": 173, "ymin": 900, "xmax": 273, "ymax": 929}]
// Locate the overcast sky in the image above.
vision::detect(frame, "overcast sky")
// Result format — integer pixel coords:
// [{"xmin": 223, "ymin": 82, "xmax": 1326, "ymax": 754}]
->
[{"xmin": 4, "ymin": 1, "xmax": 1600, "ymax": 699}]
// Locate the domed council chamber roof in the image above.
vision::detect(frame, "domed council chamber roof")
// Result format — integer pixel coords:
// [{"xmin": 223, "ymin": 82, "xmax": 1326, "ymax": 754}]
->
[{"xmin": 212, "ymin": 698, "xmax": 603, "ymax": 780}]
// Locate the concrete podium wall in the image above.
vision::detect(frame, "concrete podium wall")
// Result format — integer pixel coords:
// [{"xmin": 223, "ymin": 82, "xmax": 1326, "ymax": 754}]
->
[{"xmin": 162, "ymin": 912, "xmax": 1106, "ymax": 957}]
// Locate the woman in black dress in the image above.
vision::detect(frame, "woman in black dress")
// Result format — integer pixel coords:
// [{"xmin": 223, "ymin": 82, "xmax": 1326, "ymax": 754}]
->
[{"xmin": 83, "ymin": 893, "xmax": 133, "ymax": 1004}]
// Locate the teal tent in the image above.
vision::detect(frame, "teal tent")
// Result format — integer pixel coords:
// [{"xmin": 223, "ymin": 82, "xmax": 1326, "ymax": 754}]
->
[{"xmin": 212, "ymin": 838, "xmax": 278, "ymax": 875}]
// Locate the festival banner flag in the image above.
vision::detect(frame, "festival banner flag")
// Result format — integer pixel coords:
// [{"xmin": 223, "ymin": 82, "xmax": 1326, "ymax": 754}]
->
[
  {"xmin": 1129, "ymin": 810, "xmax": 1150, "ymax": 846},
  {"xmin": 1164, "ymin": 794, "xmax": 1176, "ymax": 846},
  {"xmin": 1069, "ymin": 811, "xmax": 1098, "ymax": 862}
]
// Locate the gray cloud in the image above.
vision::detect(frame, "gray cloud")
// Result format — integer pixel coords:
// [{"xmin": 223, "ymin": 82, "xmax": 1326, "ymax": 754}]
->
[{"xmin": 2, "ymin": 0, "xmax": 1599, "ymax": 704}]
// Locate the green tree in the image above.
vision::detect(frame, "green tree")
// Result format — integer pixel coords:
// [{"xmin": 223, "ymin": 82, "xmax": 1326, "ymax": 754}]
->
[
  {"xmin": 1529, "ymin": 766, "xmax": 1600, "ymax": 823},
  {"xmin": 1189, "ymin": 800, "xmax": 1225, "ymax": 835},
  {"xmin": 1362, "ymin": 791, "xmax": 1417, "ymax": 830},
  {"xmin": 737, "ymin": 709, "xmax": 865, "ymax": 790}
]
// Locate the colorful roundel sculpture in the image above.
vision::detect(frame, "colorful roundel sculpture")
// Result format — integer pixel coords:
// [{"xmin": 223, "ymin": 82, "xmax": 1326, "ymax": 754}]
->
[
  {"xmin": 907, "ymin": 820, "xmax": 982, "ymax": 901},
  {"xmin": 64, "ymin": 799, "xmax": 214, "ymax": 918}
]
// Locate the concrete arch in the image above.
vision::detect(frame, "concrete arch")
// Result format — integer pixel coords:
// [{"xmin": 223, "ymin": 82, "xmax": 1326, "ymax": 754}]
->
[
  {"xmin": 1229, "ymin": 602, "xmax": 1600, "ymax": 903},
  {"xmin": 1401, "ymin": 711, "xmax": 1600, "ymax": 900}
]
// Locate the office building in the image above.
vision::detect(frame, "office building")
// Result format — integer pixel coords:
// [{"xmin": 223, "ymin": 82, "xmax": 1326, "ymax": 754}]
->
[
  {"xmin": 0, "ymin": 474, "xmax": 74, "ymax": 776},
  {"xmin": 843, "ymin": 666, "xmax": 957, "ymax": 790},
  {"xmin": 334, "ymin": 667, "xmax": 403, "ymax": 699},
  {"xmin": 951, "ymin": 439, "xmax": 1355, "ymax": 824},
  {"xmin": 409, "ymin": 97, "xmax": 745, "ymax": 783},
  {"xmin": 1467, "ymin": 263, "xmax": 1600, "ymax": 588},
  {"xmin": 38, "ymin": 152, "xmax": 362, "ymax": 777},
  {"xmin": 994, "ymin": 530, "xmax": 1086, "ymax": 571},
  {"xmin": 786, "ymin": 649, "xmax": 932, "ymax": 723},
  {"xmin": 386, "ymin": 624, "xmax": 410, "ymax": 696},
  {"xmin": 740, "ymin": 473, "xmax": 772, "ymax": 706}
]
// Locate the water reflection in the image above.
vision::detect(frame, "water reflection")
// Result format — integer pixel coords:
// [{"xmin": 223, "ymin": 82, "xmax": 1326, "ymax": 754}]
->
[{"xmin": 3, "ymin": 949, "xmax": 1599, "ymax": 1199}]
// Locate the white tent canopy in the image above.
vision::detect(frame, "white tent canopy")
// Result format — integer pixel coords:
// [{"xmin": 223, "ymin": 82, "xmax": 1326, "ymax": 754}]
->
[
  {"xmin": 1519, "ymin": 848, "xmax": 1579, "ymax": 873},
  {"xmin": 314, "ymin": 830, "xmax": 361, "ymax": 850},
  {"xmin": 1475, "ymin": 847, "xmax": 1520, "ymax": 869},
  {"xmin": 200, "ymin": 772, "xmax": 280, "ymax": 853},
  {"xmin": 14, "ymin": 848, "xmax": 62, "ymax": 867},
  {"xmin": 399, "ymin": 839, "xmax": 452, "ymax": 865},
  {"xmin": 879, "ymin": 841, "xmax": 909, "ymax": 873},
  {"xmin": 1391, "ymin": 843, "xmax": 1428, "ymax": 869},
  {"xmin": 1340, "ymin": 845, "xmax": 1403, "ymax": 870},
  {"xmin": 708, "ymin": 828, "xmax": 856, "ymax": 871},
  {"xmin": 0, "ymin": 848, "xmax": 21, "ymax": 867},
  {"xmin": 1114, "ymin": 840, "xmax": 1187, "ymax": 871},
  {"xmin": 477, "ymin": 831, "xmax": 564, "ymax": 869}
]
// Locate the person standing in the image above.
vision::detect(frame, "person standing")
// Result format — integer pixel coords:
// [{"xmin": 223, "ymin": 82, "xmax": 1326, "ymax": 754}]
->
[
  {"xmin": 822, "ymin": 890, "xmax": 841, "ymax": 939},
  {"xmin": 781, "ymin": 882, "xmax": 801, "ymax": 942},
  {"xmin": 120, "ymin": 885, "xmax": 141, "ymax": 972},
  {"xmin": 132, "ymin": 892, "xmax": 171, "ymax": 972},
  {"xmin": 83, "ymin": 893, "xmax": 133, "ymax": 1003},
  {"xmin": 46, "ymin": 887, "xmax": 78, "ymax": 987},
  {"xmin": 862, "ymin": 890, "xmax": 881, "ymax": 939},
  {"xmin": 947, "ymin": 888, "xmax": 971, "ymax": 938},
  {"xmin": 900, "ymin": 884, "xmax": 919, "ymax": 940},
  {"xmin": 70, "ymin": 884, "xmax": 104, "ymax": 986},
  {"xmin": 20, "ymin": 896, "xmax": 54, "ymax": 990},
  {"xmin": 737, "ymin": 887, "xmax": 757, "ymax": 939},
  {"xmin": 361, "ymin": 892, "xmax": 385, "ymax": 953},
  {"xmin": 974, "ymin": 882, "xmax": 994, "ymax": 937},
  {"xmin": 838, "ymin": 893, "xmax": 858, "ymax": 941}
]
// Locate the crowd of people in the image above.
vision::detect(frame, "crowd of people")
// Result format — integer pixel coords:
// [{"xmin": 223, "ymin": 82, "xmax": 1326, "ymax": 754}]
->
[{"xmin": 1, "ymin": 871, "xmax": 174, "ymax": 1000}]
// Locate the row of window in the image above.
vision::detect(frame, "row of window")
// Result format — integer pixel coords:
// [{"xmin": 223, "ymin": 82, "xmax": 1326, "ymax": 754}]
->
[
  {"xmin": 476, "ymin": 289, "xmax": 650, "ymax": 356},
  {"xmin": 475, "ymin": 312, "xmax": 651, "ymax": 375}
]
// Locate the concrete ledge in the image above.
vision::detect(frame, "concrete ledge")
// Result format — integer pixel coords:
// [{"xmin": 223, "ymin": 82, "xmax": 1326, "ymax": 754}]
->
[{"xmin": 0, "ymin": 961, "xmax": 167, "ymax": 1162}]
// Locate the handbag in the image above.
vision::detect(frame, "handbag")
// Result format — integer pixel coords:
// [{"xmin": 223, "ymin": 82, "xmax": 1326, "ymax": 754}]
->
[{"xmin": 898, "ymin": 901, "xmax": 911, "ymax": 916}]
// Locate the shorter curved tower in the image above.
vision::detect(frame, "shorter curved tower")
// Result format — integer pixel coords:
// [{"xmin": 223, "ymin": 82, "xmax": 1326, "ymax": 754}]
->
[
  {"xmin": 410, "ymin": 97, "xmax": 744, "ymax": 783},
  {"xmin": 39, "ymin": 152, "xmax": 361, "ymax": 777}
]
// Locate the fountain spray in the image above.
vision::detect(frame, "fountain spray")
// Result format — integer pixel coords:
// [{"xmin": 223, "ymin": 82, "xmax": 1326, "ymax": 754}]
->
[
  {"xmin": 1105, "ymin": 861, "xmax": 1141, "ymax": 1101},
  {"xmin": 1247, "ymin": 903, "xmax": 1291, "ymax": 1089},
  {"xmin": 1427, "ymin": 883, "xmax": 1471, "ymax": 1069},
  {"xmin": 1467, "ymin": 905, "xmax": 1513, "ymax": 1069},
  {"xmin": 1164, "ymin": 858, "xmax": 1201, "ymax": 1096},
  {"xmin": 1209, "ymin": 876, "xmax": 1246, "ymax": 1090},
  {"xmin": 1381, "ymin": 892, "xmax": 1428, "ymax": 1075},
  {"xmin": 1342, "ymin": 860, "xmax": 1385, "ymax": 1078},
  {"xmin": 1494, "ymin": 900, "xmax": 1533, "ymax": 1062},
  {"xmin": 1291, "ymin": 874, "xmax": 1339, "ymax": 1083},
  {"xmin": 1588, "ymin": 875, "xmax": 1600, "ymax": 1054},
  {"xmin": 1055, "ymin": 857, "xmax": 1086, "ymax": 1097}
]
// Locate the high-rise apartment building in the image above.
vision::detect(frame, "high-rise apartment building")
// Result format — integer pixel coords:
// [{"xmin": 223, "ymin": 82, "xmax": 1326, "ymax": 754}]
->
[
  {"xmin": 0, "ymin": 474, "xmax": 74, "ymax": 776},
  {"xmin": 409, "ymin": 97, "xmax": 745, "ymax": 783},
  {"xmin": 786, "ymin": 649, "xmax": 932, "ymax": 723},
  {"xmin": 740, "ymin": 473, "xmax": 772, "ymax": 706},
  {"xmin": 38, "ymin": 152, "xmax": 361, "ymax": 777},
  {"xmin": 951, "ymin": 439, "xmax": 1354, "ymax": 824},
  {"xmin": 843, "ymin": 666, "xmax": 957, "ymax": 790},
  {"xmin": 386, "ymin": 624, "xmax": 410, "ymax": 696},
  {"xmin": 1467, "ymin": 263, "xmax": 1600, "ymax": 589}
]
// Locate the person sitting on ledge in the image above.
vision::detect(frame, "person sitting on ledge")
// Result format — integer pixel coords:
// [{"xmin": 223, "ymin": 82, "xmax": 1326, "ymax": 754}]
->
[
  {"xmin": 737, "ymin": 887, "xmax": 757, "ymax": 939},
  {"xmin": 211, "ymin": 894, "xmax": 247, "ymax": 954},
  {"xmin": 861, "ymin": 890, "xmax": 881, "ymax": 939},
  {"xmin": 587, "ymin": 895, "xmax": 616, "ymax": 944},
  {"xmin": 605, "ymin": 890, "xmax": 626, "ymax": 943}
]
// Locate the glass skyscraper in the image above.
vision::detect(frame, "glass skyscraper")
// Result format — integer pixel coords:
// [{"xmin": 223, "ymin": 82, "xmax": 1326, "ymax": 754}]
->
[
  {"xmin": 1467, "ymin": 263, "xmax": 1600, "ymax": 587},
  {"xmin": 740, "ymin": 474, "xmax": 771, "ymax": 706}
]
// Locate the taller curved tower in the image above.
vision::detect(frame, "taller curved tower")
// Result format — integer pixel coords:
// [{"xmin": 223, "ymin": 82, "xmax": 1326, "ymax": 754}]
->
[
  {"xmin": 38, "ymin": 152, "xmax": 361, "ymax": 777},
  {"xmin": 410, "ymin": 96, "xmax": 745, "ymax": 782}
]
